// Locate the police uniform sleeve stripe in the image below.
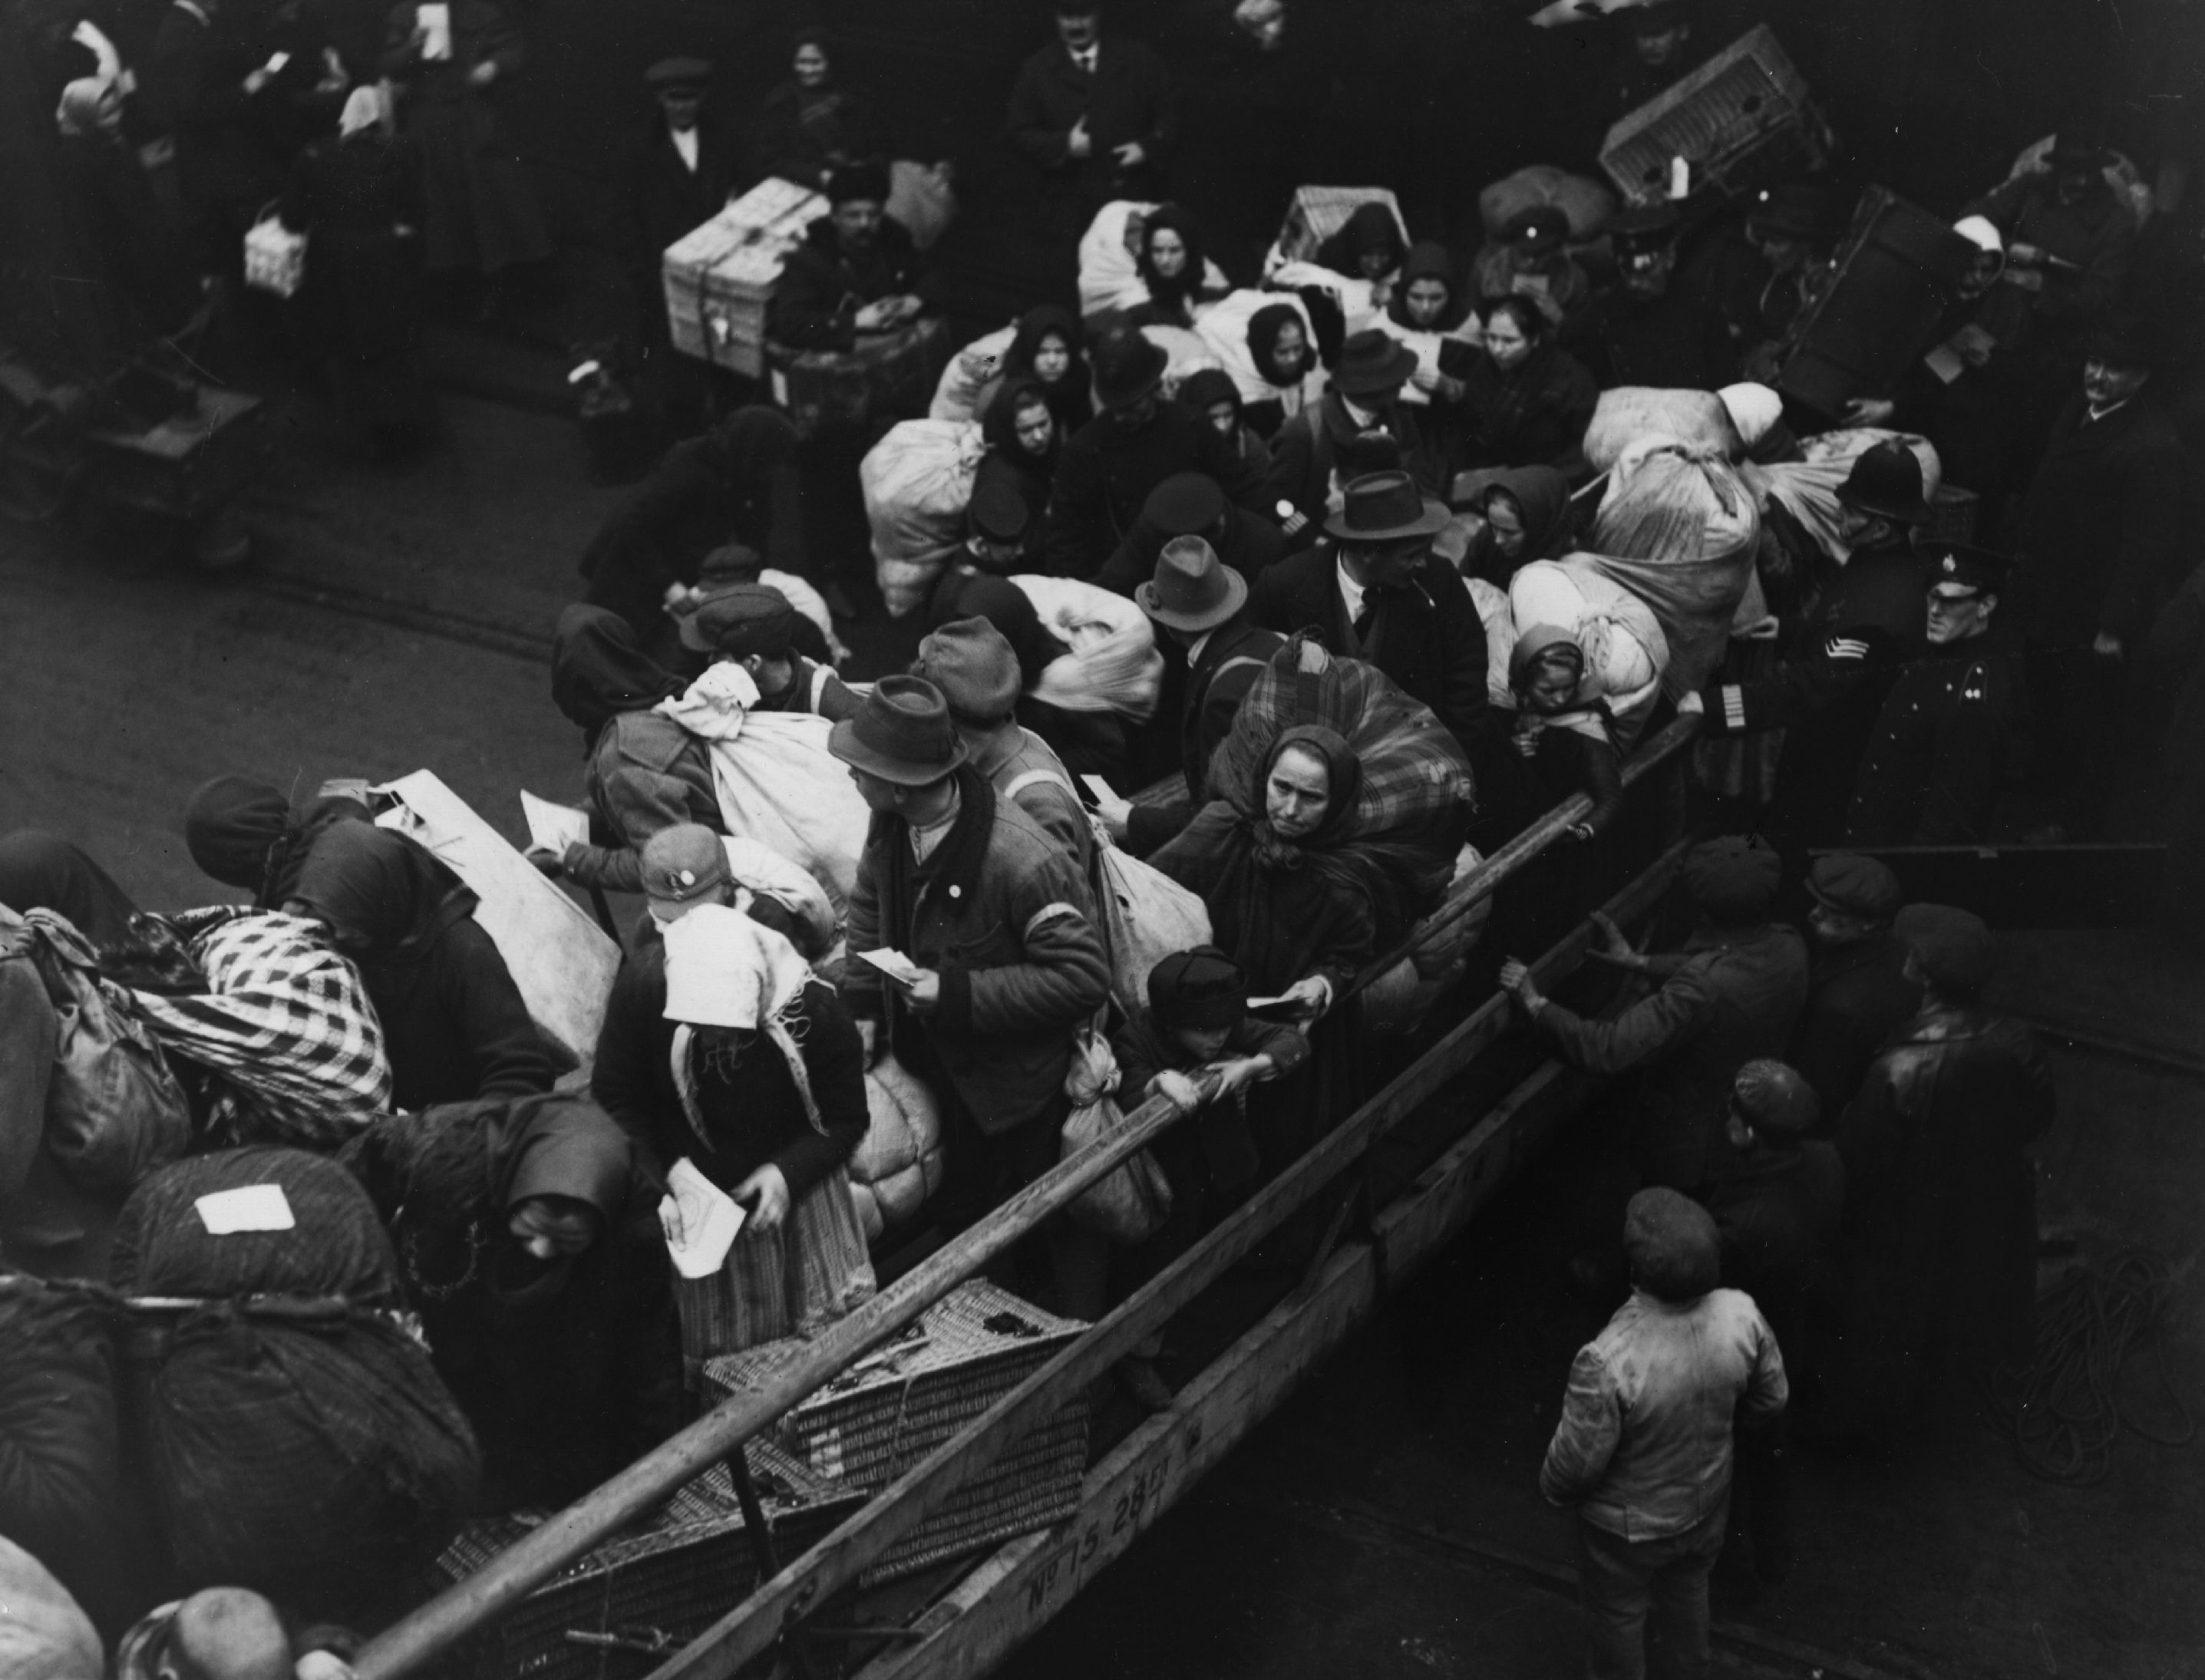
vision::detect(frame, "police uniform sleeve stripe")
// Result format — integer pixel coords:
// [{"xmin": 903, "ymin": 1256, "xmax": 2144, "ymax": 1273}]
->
[{"xmin": 1721, "ymin": 685, "xmax": 1747, "ymax": 730}]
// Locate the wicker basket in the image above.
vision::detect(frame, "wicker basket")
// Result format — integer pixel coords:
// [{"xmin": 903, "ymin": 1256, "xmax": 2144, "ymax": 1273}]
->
[
  {"xmin": 1599, "ymin": 26, "xmax": 1831, "ymax": 208},
  {"xmin": 1266, "ymin": 186, "xmax": 1407, "ymax": 268},
  {"xmin": 703, "ymin": 1279, "xmax": 1090, "ymax": 1584},
  {"xmin": 426, "ymin": 1444, "xmax": 864, "ymax": 1680}
]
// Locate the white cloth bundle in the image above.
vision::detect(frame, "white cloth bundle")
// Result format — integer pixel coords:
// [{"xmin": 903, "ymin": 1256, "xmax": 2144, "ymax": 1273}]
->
[
  {"xmin": 928, "ymin": 322, "xmax": 1018, "ymax": 422},
  {"xmin": 848, "ymin": 1055, "xmax": 945, "ymax": 1241},
  {"xmin": 1078, "ymin": 200, "xmax": 1232, "ymax": 322},
  {"xmin": 1507, "ymin": 557, "xmax": 1671, "ymax": 749},
  {"xmin": 860, "ymin": 418, "xmax": 987, "ymax": 617},
  {"xmin": 1193, "ymin": 287, "xmax": 1328, "ymax": 410},
  {"xmin": 1582, "ymin": 386, "xmax": 1740, "ymax": 474},
  {"xmin": 1008, "ymin": 574, "xmax": 1164, "ymax": 720},
  {"xmin": 1745, "ymin": 428, "xmax": 1943, "ymax": 564}
]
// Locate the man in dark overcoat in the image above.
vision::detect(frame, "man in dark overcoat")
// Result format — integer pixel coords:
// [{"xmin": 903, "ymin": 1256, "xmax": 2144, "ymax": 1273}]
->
[
  {"xmin": 619, "ymin": 57, "xmax": 744, "ymax": 342},
  {"xmin": 1005, "ymin": 2, "xmax": 1176, "ymax": 235},
  {"xmin": 1789, "ymin": 853, "xmax": 1919, "ymax": 1124}
]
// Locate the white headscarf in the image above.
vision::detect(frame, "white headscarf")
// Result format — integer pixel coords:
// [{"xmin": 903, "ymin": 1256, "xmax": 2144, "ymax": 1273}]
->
[
  {"xmin": 1716, "ymin": 382, "xmax": 1784, "ymax": 451},
  {"xmin": 654, "ymin": 661, "xmax": 761, "ymax": 742},
  {"xmin": 662, "ymin": 899, "xmax": 822, "ymax": 1144},
  {"xmin": 1951, "ymin": 215, "xmax": 2005, "ymax": 256},
  {"xmin": 338, "ymin": 84, "xmax": 388, "ymax": 140},
  {"xmin": 54, "ymin": 78, "xmax": 112, "ymax": 140}
]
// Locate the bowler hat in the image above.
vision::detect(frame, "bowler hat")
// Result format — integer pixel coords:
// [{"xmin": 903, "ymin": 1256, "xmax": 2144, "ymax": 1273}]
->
[
  {"xmin": 913, "ymin": 617, "xmax": 1023, "ymax": 724},
  {"xmin": 1805, "ymin": 852, "xmax": 1901, "ymax": 922},
  {"xmin": 1622, "ymin": 1188, "xmax": 1720, "ymax": 1302},
  {"xmin": 1504, "ymin": 205, "xmax": 1571, "ymax": 254},
  {"xmin": 1732, "ymin": 1059, "xmax": 1820, "ymax": 1137},
  {"xmin": 967, "ymin": 480, "xmax": 1032, "ymax": 543},
  {"xmin": 1747, "ymin": 182, "xmax": 1831, "ymax": 243},
  {"xmin": 2045, "ymin": 130, "xmax": 2114, "ymax": 170},
  {"xmin": 1681, "ymin": 833, "xmax": 1781, "ymax": 922},
  {"xmin": 1144, "ymin": 470, "xmax": 1226, "ymax": 536},
  {"xmin": 680, "ymin": 583, "xmax": 799, "ymax": 655},
  {"xmin": 1332, "ymin": 328, "xmax": 1420, "ymax": 398},
  {"xmin": 1922, "ymin": 540, "xmax": 2015, "ymax": 595},
  {"xmin": 1137, "ymin": 535, "xmax": 1246, "ymax": 632},
  {"xmin": 1836, "ymin": 441, "xmax": 1934, "ymax": 525},
  {"xmin": 1895, "ymin": 903, "xmax": 1997, "ymax": 998},
  {"xmin": 645, "ymin": 56, "xmax": 711, "ymax": 90},
  {"xmin": 2084, "ymin": 316, "xmax": 2161, "ymax": 370},
  {"xmin": 827, "ymin": 160, "xmax": 891, "ymax": 206},
  {"xmin": 828, "ymin": 675, "xmax": 969, "ymax": 785},
  {"xmin": 1323, "ymin": 470, "xmax": 1451, "ymax": 543},
  {"xmin": 1092, "ymin": 328, "xmax": 1168, "ymax": 410},
  {"xmin": 1147, "ymin": 945, "xmax": 1249, "ymax": 1030},
  {"xmin": 639, "ymin": 823, "xmax": 731, "ymax": 903}
]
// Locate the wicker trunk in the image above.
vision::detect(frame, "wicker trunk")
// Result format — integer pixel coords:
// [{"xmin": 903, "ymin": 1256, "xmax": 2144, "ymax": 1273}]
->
[{"xmin": 1599, "ymin": 25, "xmax": 1832, "ymax": 209}]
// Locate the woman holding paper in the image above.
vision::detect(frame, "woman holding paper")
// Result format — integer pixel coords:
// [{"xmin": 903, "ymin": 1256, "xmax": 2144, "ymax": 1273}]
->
[
  {"xmin": 591, "ymin": 897, "xmax": 874, "ymax": 1365},
  {"xmin": 378, "ymin": 0, "xmax": 546, "ymax": 303}
]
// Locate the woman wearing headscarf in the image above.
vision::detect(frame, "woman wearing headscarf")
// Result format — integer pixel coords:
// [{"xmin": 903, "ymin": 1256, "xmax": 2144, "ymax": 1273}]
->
[
  {"xmin": 971, "ymin": 377, "xmax": 1059, "ymax": 535},
  {"xmin": 751, "ymin": 27, "xmax": 877, "ymax": 190},
  {"xmin": 1123, "ymin": 204, "xmax": 1223, "ymax": 330},
  {"xmin": 1504, "ymin": 626, "xmax": 1626, "ymax": 841},
  {"xmin": 1379, "ymin": 240, "xmax": 1480, "ymax": 476},
  {"xmin": 281, "ymin": 85, "xmax": 431, "ymax": 458},
  {"xmin": 1152, "ymin": 726, "xmax": 1390, "ymax": 1167},
  {"xmin": 1237, "ymin": 302, "xmax": 1324, "ymax": 441},
  {"xmin": 182, "ymin": 777, "xmax": 375, "ymax": 909},
  {"xmin": 1460, "ymin": 295, "xmax": 1599, "ymax": 480},
  {"xmin": 52, "ymin": 76, "xmax": 199, "ymax": 342},
  {"xmin": 1313, "ymin": 200, "xmax": 1405, "ymax": 294},
  {"xmin": 592, "ymin": 899, "xmax": 873, "ymax": 1365},
  {"xmin": 579, "ymin": 406, "xmax": 807, "ymax": 644},
  {"xmin": 286, "ymin": 822, "xmax": 556, "ymax": 1111},
  {"xmin": 1177, "ymin": 367, "xmax": 1272, "ymax": 478},
  {"xmin": 541, "ymin": 605, "xmax": 718, "ymax": 897},
  {"xmin": 338, "ymin": 1091, "xmax": 683, "ymax": 1507},
  {"xmin": 1457, "ymin": 465, "xmax": 1576, "ymax": 588},
  {"xmin": 999, "ymin": 303, "xmax": 1093, "ymax": 434}
]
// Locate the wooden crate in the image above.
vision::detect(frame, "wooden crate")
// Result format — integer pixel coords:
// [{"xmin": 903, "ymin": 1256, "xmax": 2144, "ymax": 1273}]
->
[
  {"xmin": 1776, "ymin": 186, "xmax": 1977, "ymax": 419},
  {"xmin": 427, "ymin": 1447, "xmax": 865, "ymax": 1680},
  {"xmin": 703, "ymin": 1279, "xmax": 1090, "ymax": 1584},
  {"xmin": 1599, "ymin": 25, "xmax": 1831, "ymax": 208},
  {"xmin": 662, "ymin": 178, "xmax": 827, "ymax": 378}
]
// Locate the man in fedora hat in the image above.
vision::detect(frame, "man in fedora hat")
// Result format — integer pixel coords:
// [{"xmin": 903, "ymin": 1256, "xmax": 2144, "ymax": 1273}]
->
[
  {"xmin": 681, "ymin": 583, "xmax": 859, "ymax": 721},
  {"xmin": 1266, "ymin": 328, "xmax": 1436, "ymax": 543},
  {"xmin": 831, "ymin": 676, "xmax": 1111, "ymax": 1303},
  {"xmin": 1696, "ymin": 440, "xmax": 1936, "ymax": 844},
  {"xmin": 1090, "ymin": 469, "xmax": 1284, "ymax": 597},
  {"xmin": 1847, "ymin": 541, "xmax": 2026, "ymax": 847},
  {"xmin": 1096, "ymin": 533, "xmax": 1284, "ymax": 854},
  {"xmin": 911, "ymin": 617, "xmax": 1092, "ymax": 873},
  {"xmin": 1246, "ymin": 467, "xmax": 1491, "ymax": 764},
  {"xmin": 2011, "ymin": 316, "xmax": 2182, "ymax": 840},
  {"xmin": 1041, "ymin": 326, "xmax": 1264, "ymax": 577}
]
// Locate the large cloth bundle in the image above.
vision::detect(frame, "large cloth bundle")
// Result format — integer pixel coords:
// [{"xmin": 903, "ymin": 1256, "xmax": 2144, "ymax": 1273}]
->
[
  {"xmin": 133, "ymin": 910, "xmax": 390, "ymax": 1150},
  {"xmin": 1507, "ymin": 557, "xmax": 1672, "ymax": 748},
  {"xmin": 1193, "ymin": 288, "xmax": 1327, "ymax": 410},
  {"xmin": 1059, "ymin": 1030, "xmax": 1170, "ymax": 1246},
  {"xmin": 1583, "ymin": 386, "xmax": 1739, "ymax": 473},
  {"xmin": 1477, "ymin": 164, "xmax": 1617, "ymax": 240},
  {"xmin": 928, "ymin": 323, "xmax": 1018, "ymax": 423},
  {"xmin": 0, "ymin": 1279, "xmax": 121, "ymax": 1614},
  {"xmin": 111, "ymin": 1149, "xmax": 480, "ymax": 1616},
  {"xmin": 1089, "ymin": 823, "xmax": 1212, "ymax": 1012},
  {"xmin": 847, "ymin": 1055, "xmax": 945, "ymax": 1244},
  {"xmin": 862, "ymin": 418, "xmax": 986, "ymax": 618},
  {"xmin": 1744, "ymin": 428, "xmax": 1942, "ymax": 563},
  {"xmin": 369, "ymin": 769, "xmax": 622, "ymax": 1067},
  {"xmin": 1140, "ymin": 323, "xmax": 1223, "ymax": 399},
  {"xmin": 1467, "ymin": 576, "xmax": 1519, "ymax": 711},
  {"xmin": 1078, "ymin": 201, "xmax": 1232, "ymax": 322},
  {"xmin": 1210, "ymin": 637, "xmax": 1475, "ymax": 909},
  {"xmin": 886, "ymin": 159, "xmax": 959, "ymax": 251},
  {"xmin": 1586, "ymin": 441, "xmax": 1760, "ymax": 698},
  {"xmin": 1362, "ymin": 841, "xmax": 1490, "ymax": 1034},
  {"xmin": 0, "ymin": 1536, "xmax": 101, "ymax": 1680},
  {"xmin": 1009, "ymin": 575, "xmax": 1165, "ymax": 721}
]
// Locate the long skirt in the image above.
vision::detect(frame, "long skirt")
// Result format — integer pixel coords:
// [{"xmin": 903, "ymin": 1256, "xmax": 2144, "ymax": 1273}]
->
[{"xmin": 672, "ymin": 1166, "xmax": 876, "ymax": 1382}]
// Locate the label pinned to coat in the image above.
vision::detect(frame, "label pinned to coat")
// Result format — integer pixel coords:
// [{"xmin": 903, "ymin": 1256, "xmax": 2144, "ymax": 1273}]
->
[{"xmin": 194, "ymin": 1183, "xmax": 297, "ymax": 1235}]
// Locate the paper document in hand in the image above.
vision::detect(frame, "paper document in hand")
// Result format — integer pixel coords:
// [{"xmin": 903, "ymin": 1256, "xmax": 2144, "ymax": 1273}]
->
[
  {"xmin": 857, "ymin": 948, "xmax": 923, "ymax": 986},
  {"xmin": 1081, "ymin": 774, "xmax": 1117, "ymax": 803},
  {"xmin": 416, "ymin": 2, "xmax": 451, "ymax": 58},
  {"xmin": 196, "ymin": 1183, "xmax": 296, "ymax": 1235},
  {"xmin": 520, "ymin": 790, "xmax": 591, "ymax": 854},
  {"xmin": 662, "ymin": 1158, "xmax": 746, "ymax": 1279}
]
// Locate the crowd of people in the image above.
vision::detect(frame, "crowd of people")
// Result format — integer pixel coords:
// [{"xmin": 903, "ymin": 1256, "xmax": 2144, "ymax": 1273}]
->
[{"xmin": 5, "ymin": 0, "xmax": 2201, "ymax": 1675}]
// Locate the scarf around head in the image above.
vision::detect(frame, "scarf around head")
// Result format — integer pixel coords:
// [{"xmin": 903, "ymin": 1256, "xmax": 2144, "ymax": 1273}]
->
[
  {"xmin": 1249, "ymin": 725, "xmax": 1362, "ymax": 871},
  {"xmin": 54, "ymin": 77, "xmax": 110, "ymax": 139},
  {"xmin": 662, "ymin": 900, "xmax": 823, "ymax": 1144},
  {"xmin": 289, "ymin": 820, "xmax": 477, "ymax": 962},
  {"xmin": 550, "ymin": 605, "xmax": 683, "ymax": 746},
  {"xmin": 655, "ymin": 661, "xmax": 763, "ymax": 741}
]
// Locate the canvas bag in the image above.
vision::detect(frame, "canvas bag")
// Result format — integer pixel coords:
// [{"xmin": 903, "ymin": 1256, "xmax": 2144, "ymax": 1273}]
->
[
  {"xmin": 8, "ymin": 906, "xmax": 190, "ymax": 1196},
  {"xmin": 1086, "ymin": 819, "xmax": 1212, "ymax": 1013},
  {"xmin": 1059, "ymin": 1028, "xmax": 1171, "ymax": 1246},
  {"xmin": 847, "ymin": 1054, "xmax": 946, "ymax": 1243}
]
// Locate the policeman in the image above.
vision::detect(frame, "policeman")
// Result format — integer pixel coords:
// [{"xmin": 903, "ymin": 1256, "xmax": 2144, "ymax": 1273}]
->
[
  {"xmin": 1695, "ymin": 441, "xmax": 1935, "ymax": 843},
  {"xmin": 1844, "ymin": 542, "xmax": 2024, "ymax": 845}
]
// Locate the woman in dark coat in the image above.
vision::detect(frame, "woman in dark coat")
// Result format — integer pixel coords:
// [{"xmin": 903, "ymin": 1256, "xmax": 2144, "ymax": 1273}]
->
[
  {"xmin": 751, "ymin": 27, "xmax": 876, "ymax": 191},
  {"xmin": 999, "ymin": 303, "xmax": 1092, "ymax": 434},
  {"xmin": 282, "ymin": 87, "xmax": 431, "ymax": 455},
  {"xmin": 579, "ymin": 405, "xmax": 807, "ymax": 645},
  {"xmin": 339, "ymin": 1091, "xmax": 684, "ymax": 1509},
  {"xmin": 1238, "ymin": 302, "xmax": 1322, "ymax": 441},
  {"xmin": 52, "ymin": 78, "xmax": 199, "ymax": 342},
  {"xmin": 1123, "ymin": 203, "xmax": 1221, "ymax": 330},
  {"xmin": 1177, "ymin": 366, "xmax": 1272, "ymax": 479},
  {"xmin": 1153, "ymin": 726, "xmax": 1390, "ymax": 1167},
  {"xmin": 1313, "ymin": 200, "xmax": 1404, "ymax": 289},
  {"xmin": 1458, "ymin": 464, "xmax": 1575, "ymax": 587},
  {"xmin": 287, "ymin": 821, "xmax": 558, "ymax": 1109},
  {"xmin": 1383, "ymin": 239, "xmax": 1480, "ymax": 477},
  {"xmin": 970, "ymin": 376, "xmax": 1059, "ymax": 533},
  {"xmin": 1460, "ymin": 295, "xmax": 1599, "ymax": 480},
  {"xmin": 378, "ymin": 0, "xmax": 548, "ymax": 290}
]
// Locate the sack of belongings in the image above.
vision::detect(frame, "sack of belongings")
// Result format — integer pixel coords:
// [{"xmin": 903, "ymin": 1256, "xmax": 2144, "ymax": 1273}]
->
[
  {"xmin": 1743, "ymin": 427, "xmax": 1943, "ymax": 564},
  {"xmin": 111, "ymin": 1147, "xmax": 480, "ymax": 1620},
  {"xmin": 0, "ymin": 1276, "xmax": 124, "ymax": 1621},
  {"xmin": 1477, "ymin": 164, "xmax": 1617, "ymax": 242},
  {"xmin": 929, "ymin": 323, "xmax": 1018, "ymax": 424},
  {"xmin": 1089, "ymin": 822, "xmax": 1213, "ymax": 1012},
  {"xmin": 1360, "ymin": 840, "xmax": 1491, "ymax": 1034},
  {"xmin": 0, "ymin": 1535, "xmax": 103, "ymax": 1680},
  {"xmin": 847, "ymin": 1054, "xmax": 946, "ymax": 1244},
  {"xmin": 863, "ymin": 419, "xmax": 988, "ymax": 618},
  {"xmin": 1194, "ymin": 287, "xmax": 1327, "ymax": 411},
  {"xmin": 1582, "ymin": 385, "xmax": 1740, "ymax": 474},
  {"xmin": 1059, "ymin": 1028, "xmax": 1171, "ymax": 1246},
  {"xmin": 1080, "ymin": 201, "xmax": 1233, "ymax": 325},
  {"xmin": 1503, "ymin": 557, "xmax": 1672, "ymax": 750},
  {"xmin": 1009, "ymin": 575, "xmax": 1165, "ymax": 722}
]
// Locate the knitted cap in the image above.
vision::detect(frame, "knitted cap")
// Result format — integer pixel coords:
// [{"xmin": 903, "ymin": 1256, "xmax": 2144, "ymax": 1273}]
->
[{"xmin": 1623, "ymin": 1187, "xmax": 1721, "ymax": 1302}]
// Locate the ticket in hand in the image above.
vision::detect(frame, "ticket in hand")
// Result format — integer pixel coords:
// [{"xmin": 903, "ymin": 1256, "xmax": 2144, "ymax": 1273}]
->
[{"xmin": 856, "ymin": 948, "xmax": 924, "ymax": 987}]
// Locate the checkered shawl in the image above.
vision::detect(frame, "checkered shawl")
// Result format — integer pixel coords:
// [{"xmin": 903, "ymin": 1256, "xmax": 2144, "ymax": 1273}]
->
[{"xmin": 134, "ymin": 909, "xmax": 391, "ymax": 1149}]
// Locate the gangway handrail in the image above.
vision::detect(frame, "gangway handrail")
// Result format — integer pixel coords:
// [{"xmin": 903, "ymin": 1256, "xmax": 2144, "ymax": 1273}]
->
[{"xmin": 350, "ymin": 713, "xmax": 1702, "ymax": 1680}]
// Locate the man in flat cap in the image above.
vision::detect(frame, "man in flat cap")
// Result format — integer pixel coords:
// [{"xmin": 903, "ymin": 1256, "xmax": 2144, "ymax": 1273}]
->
[
  {"xmin": 1791, "ymin": 853, "xmax": 1920, "ymax": 1122},
  {"xmin": 1501, "ymin": 835, "xmax": 1808, "ymax": 1193},
  {"xmin": 1845, "ymin": 543, "xmax": 2025, "ymax": 846},
  {"xmin": 1828, "ymin": 905, "xmax": 2053, "ymax": 1428},
  {"xmin": 1541, "ymin": 1185, "xmax": 1787, "ymax": 1680},
  {"xmin": 682, "ymin": 583, "xmax": 859, "ymax": 721},
  {"xmin": 1470, "ymin": 204, "xmax": 1589, "ymax": 330},
  {"xmin": 619, "ymin": 57, "xmax": 743, "ymax": 344},
  {"xmin": 768, "ymin": 160, "xmax": 929, "ymax": 352}
]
